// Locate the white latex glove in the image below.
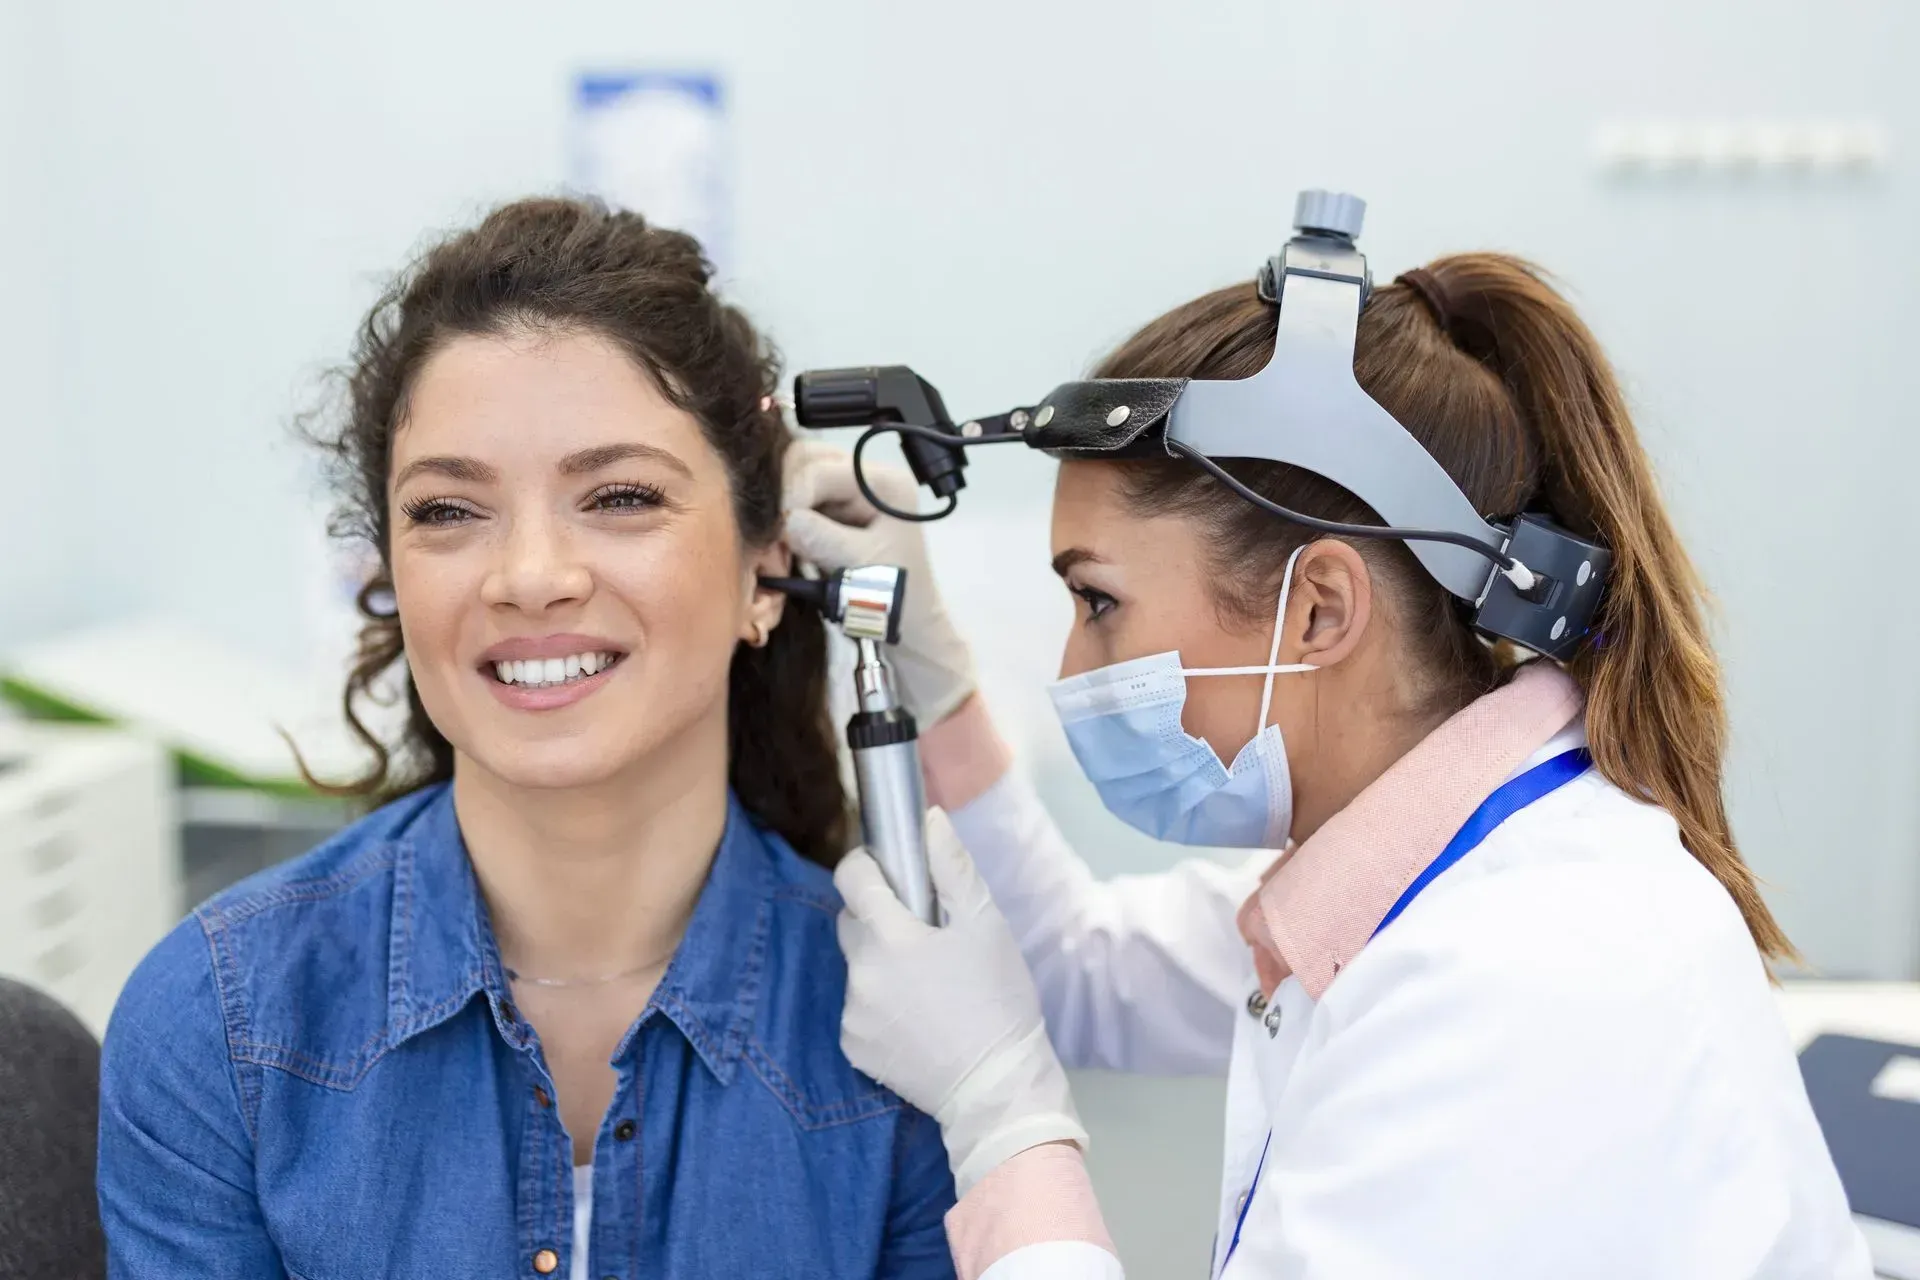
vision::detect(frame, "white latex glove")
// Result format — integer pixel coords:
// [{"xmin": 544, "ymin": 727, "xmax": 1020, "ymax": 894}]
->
[
  {"xmin": 835, "ymin": 809, "xmax": 1086, "ymax": 1195},
  {"xmin": 783, "ymin": 439, "xmax": 977, "ymax": 726}
]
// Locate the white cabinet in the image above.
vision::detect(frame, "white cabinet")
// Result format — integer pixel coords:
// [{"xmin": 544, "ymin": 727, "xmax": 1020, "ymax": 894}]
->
[{"xmin": 0, "ymin": 724, "xmax": 178, "ymax": 1035}]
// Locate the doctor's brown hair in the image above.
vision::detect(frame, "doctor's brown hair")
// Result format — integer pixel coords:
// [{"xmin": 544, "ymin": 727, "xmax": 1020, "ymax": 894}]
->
[
  {"xmin": 301, "ymin": 197, "xmax": 849, "ymax": 865},
  {"xmin": 1098, "ymin": 255, "xmax": 1792, "ymax": 962}
]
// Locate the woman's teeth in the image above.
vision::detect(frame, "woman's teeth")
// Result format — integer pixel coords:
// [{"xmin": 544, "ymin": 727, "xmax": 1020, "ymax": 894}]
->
[{"xmin": 492, "ymin": 653, "xmax": 620, "ymax": 688}]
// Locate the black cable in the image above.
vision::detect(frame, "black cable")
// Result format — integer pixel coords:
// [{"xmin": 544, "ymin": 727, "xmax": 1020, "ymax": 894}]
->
[
  {"xmin": 850, "ymin": 423, "xmax": 1027, "ymax": 523},
  {"xmin": 852, "ymin": 428, "xmax": 954, "ymax": 521},
  {"xmin": 1164, "ymin": 437, "xmax": 1516, "ymax": 571}
]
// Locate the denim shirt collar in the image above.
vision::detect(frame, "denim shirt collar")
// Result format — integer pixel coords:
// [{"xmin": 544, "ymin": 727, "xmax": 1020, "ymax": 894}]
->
[{"xmin": 386, "ymin": 784, "xmax": 772, "ymax": 1085}]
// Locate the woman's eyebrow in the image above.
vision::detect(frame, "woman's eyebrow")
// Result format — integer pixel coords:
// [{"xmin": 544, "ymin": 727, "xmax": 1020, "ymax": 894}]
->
[
  {"xmin": 558, "ymin": 442, "xmax": 693, "ymax": 479},
  {"xmin": 392, "ymin": 455, "xmax": 498, "ymax": 489}
]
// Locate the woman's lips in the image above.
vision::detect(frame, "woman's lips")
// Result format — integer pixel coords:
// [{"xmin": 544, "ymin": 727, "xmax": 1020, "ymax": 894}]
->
[{"xmin": 481, "ymin": 651, "xmax": 627, "ymax": 712}]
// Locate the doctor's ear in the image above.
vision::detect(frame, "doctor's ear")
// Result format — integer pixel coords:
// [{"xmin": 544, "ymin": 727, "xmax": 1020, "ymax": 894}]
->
[
  {"xmin": 743, "ymin": 539, "xmax": 792, "ymax": 645},
  {"xmin": 1289, "ymin": 540, "xmax": 1374, "ymax": 667}
]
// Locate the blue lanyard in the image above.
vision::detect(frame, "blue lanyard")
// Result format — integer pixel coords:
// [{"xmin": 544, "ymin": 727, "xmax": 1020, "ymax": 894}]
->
[
  {"xmin": 1221, "ymin": 1133, "xmax": 1271, "ymax": 1272},
  {"xmin": 1371, "ymin": 747, "xmax": 1592, "ymax": 938},
  {"xmin": 1217, "ymin": 746, "xmax": 1591, "ymax": 1276}
]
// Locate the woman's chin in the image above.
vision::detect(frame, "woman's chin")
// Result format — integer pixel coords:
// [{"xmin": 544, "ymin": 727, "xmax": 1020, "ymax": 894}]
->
[
  {"xmin": 436, "ymin": 682, "xmax": 725, "ymax": 797},
  {"xmin": 460, "ymin": 740, "xmax": 634, "ymax": 794}
]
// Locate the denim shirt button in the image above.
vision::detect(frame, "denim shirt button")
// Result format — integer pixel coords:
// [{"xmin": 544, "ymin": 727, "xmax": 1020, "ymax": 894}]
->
[
  {"xmin": 532, "ymin": 1248, "xmax": 558, "ymax": 1274},
  {"xmin": 614, "ymin": 1119, "xmax": 636, "ymax": 1141}
]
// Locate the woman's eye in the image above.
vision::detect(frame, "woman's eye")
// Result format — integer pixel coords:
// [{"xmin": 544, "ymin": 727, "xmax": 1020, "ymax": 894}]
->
[
  {"xmin": 1072, "ymin": 585, "xmax": 1117, "ymax": 621},
  {"xmin": 588, "ymin": 482, "xmax": 666, "ymax": 512},
  {"xmin": 401, "ymin": 498, "xmax": 478, "ymax": 526}
]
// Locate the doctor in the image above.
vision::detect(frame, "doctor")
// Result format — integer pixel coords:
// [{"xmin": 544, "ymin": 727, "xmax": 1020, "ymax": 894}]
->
[{"xmin": 783, "ymin": 207, "xmax": 1871, "ymax": 1277}]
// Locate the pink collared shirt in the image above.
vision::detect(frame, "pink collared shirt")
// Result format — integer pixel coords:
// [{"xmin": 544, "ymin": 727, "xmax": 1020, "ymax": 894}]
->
[{"xmin": 1236, "ymin": 661, "xmax": 1586, "ymax": 1002}]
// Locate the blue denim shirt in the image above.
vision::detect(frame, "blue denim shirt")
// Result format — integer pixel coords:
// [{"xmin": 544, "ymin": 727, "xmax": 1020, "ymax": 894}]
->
[{"xmin": 98, "ymin": 784, "xmax": 957, "ymax": 1278}]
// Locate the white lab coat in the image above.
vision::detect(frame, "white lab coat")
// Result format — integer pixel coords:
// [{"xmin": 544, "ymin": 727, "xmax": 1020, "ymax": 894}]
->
[{"xmin": 946, "ymin": 728, "xmax": 1873, "ymax": 1280}]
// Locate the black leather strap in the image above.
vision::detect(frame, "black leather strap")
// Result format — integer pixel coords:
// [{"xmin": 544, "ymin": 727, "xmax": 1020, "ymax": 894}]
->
[{"xmin": 1024, "ymin": 377, "xmax": 1188, "ymax": 456}]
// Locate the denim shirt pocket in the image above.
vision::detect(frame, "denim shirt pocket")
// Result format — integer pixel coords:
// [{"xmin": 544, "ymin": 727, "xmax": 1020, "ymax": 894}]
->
[{"xmin": 200, "ymin": 841, "xmax": 414, "ymax": 1094}]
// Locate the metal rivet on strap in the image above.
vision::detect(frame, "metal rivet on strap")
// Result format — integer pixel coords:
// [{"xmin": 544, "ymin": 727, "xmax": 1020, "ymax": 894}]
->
[
  {"xmin": 1106, "ymin": 405, "xmax": 1130, "ymax": 427},
  {"xmin": 961, "ymin": 420, "xmax": 982, "ymax": 438},
  {"xmin": 1010, "ymin": 409, "xmax": 1031, "ymax": 431},
  {"xmin": 1035, "ymin": 405, "xmax": 1055, "ymax": 427}
]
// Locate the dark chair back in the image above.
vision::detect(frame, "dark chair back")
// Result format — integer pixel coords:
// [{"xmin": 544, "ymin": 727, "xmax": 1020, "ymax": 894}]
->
[{"xmin": 0, "ymin": 977, "xmax": 105, "ymax": 1279}]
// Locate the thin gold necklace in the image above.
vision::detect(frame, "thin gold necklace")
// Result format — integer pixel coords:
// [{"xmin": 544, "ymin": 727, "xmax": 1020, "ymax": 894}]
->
[{"xmin": 503, "ymin": 954, "xmax": 669, "ymax": 990}]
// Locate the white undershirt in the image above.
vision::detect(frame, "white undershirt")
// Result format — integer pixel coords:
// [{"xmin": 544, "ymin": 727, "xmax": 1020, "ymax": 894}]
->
[{"xmin": 571, "ymin": 1165, "xmax": 592, "ymax": 1280}]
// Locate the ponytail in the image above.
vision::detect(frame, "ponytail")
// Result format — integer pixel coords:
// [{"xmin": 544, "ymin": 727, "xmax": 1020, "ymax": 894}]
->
[{"xmin": 1401, "ymin": 254, "xmax": 1793, "ymax": 962}]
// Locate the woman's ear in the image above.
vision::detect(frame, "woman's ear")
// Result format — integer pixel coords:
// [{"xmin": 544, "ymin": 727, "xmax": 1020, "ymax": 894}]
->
[
  {"xmin": 1291, "ymin": 540, "xmax": 1373, "ymax": 668},
  {"xmin": 742, "ymin": 539, "xmax": 792, "ymax": 644}
]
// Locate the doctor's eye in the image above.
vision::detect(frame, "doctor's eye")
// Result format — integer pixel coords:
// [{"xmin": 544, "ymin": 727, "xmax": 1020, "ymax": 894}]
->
[
  {"xmin": 400, "ymin": 496, "xmax": 482, "ymax": 527},
  {"xmin": 1071, "ymin": 584, "xmax": 1117, "ymax": 622}
]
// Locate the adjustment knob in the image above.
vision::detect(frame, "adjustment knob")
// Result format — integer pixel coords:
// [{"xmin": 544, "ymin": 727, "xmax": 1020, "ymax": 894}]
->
[{"xmin": 1293, "ymin": 190, "xmax": 1366, "ymax": 241}]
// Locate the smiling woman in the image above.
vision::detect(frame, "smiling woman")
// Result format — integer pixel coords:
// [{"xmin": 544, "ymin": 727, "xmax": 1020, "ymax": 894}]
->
[{"xmin": 94, "ymin": 199, "xmax": 958, "ymax": 1279}]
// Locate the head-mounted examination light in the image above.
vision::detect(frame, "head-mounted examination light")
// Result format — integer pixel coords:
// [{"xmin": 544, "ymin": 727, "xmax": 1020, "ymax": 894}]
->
[{"xmin": 791, "ymin": 191, "xmax": 1610, "ymax": 662}]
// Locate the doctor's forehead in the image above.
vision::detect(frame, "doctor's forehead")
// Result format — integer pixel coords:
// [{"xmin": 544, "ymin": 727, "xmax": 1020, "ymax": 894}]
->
[
  {"xmin": 1049, "ymin": 458, "xmax": 1216, "ymax": 581},
  {"xmin": 1049, "ymin": 459, "xmax": 1157, "ymax": 554},
  {"xmin": 1049, "ymin": 460, "xmax": 1125, "ymax": 543}
]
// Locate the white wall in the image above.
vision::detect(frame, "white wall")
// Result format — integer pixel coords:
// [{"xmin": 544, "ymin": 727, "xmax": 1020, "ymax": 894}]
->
[
  {"xmin": 4, "ymin": 0, "xmax": 1917, "ymax": 1267},
  {"xmin": 0, "ymin": 2, "xmax": 68, "ymax": 641}
]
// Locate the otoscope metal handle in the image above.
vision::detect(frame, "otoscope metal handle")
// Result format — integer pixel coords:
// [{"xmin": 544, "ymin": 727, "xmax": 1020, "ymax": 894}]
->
[
  {"xmin": 852, "ymin": 737, "xmax": 936, "ymax": 924},
  {"xmin": 846, "ymin": 635, "xmax": 937, "ymax": 925},
  {"xmin": 756, "ymin": 569, "xmax": 938, "ymax": 923}
]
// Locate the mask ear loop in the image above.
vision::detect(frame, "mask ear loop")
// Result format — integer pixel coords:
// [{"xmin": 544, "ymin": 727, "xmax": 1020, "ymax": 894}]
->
[{"xmin": 1255, "ymin": 545, "xmax": 1310, "ymax": 739}]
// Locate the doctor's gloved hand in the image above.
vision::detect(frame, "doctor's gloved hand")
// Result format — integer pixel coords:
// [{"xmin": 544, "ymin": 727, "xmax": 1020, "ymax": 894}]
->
[
  {"xmin": 783, "ymin": 440, "xmax": 977, "ymax": 726},
  {"xmin": 835, "ymin": 809, "xmax": 1086, "ymax": 1195}
]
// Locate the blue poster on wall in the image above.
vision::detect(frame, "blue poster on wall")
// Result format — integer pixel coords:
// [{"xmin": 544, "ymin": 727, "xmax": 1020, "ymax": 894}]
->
[{"xmin": 570, "ymin": 72, "xmax": 729, "ymax": 273}]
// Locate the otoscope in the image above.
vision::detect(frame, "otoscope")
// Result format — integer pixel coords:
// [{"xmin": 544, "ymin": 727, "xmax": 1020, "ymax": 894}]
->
[{"xmin": 758, "ymin": 564, "xmax": 937, "ymax": 924}]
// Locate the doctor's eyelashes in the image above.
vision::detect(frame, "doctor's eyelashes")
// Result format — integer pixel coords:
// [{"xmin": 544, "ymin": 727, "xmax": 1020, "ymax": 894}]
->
[{"xmin": 1069, "ymin": 583, "xmax": 1118, "ymax": 622}]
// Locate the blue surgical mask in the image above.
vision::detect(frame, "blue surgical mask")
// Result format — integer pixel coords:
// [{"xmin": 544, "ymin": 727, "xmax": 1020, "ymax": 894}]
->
[{"xmin": 1046, "ymin": 547, "xmax": 1314, "ymax": 849}]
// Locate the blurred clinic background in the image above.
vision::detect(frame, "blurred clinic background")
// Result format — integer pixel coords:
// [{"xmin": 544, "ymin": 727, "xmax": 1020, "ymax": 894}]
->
[{"xmin": 3, "ymin": 1, "xmax": 1918, "ymax": 1271}]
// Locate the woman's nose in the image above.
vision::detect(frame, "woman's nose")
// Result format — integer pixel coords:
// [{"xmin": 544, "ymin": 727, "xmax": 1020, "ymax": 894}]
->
[{"xmin": 480, "ymin": 516, "xmax": 592, "ymax": 613}]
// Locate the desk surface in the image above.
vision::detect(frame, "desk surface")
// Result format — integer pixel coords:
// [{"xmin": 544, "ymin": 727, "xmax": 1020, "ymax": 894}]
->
[
  {"xmin": 1779, "ymin": 982, "xmax": 1920, "ymax": 1050},
  {"xmin": 1778, "ymin": 983, "xmax": 1920, "ymax": 1279}
]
